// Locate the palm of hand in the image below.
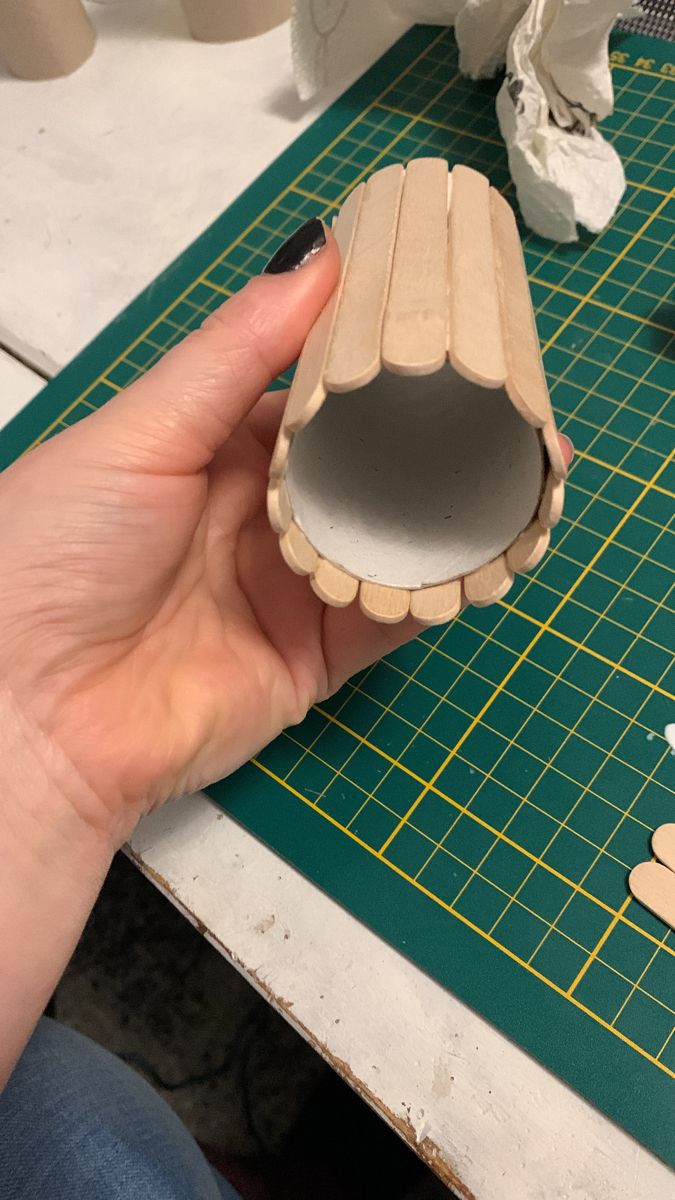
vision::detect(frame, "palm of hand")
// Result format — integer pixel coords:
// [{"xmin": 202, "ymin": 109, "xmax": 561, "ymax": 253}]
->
[{"xmin": 0, "ymin": 391, "xmax": 412, "ymax": 825}]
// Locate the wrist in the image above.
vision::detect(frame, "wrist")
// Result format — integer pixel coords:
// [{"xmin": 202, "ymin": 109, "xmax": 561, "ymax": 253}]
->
[{"xmin": 0, "ymin": 682, "xmax": 121, "ymax": 863}]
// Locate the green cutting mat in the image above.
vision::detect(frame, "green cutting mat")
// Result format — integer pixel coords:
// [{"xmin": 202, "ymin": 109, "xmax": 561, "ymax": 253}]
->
[{"xmin": 2, "ymin": 24, "xmax": 673, "ymax": 1163}]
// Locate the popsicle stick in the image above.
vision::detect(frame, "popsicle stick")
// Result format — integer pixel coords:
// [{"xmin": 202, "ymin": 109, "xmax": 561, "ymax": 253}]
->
[
  {"xmin": 359, "ymin": 582, "xmax": 410, "ymax": 624},
  {"xmin": 629, "ymin": 861, "xmax": 675, "ymax": 930},
  {"xmin": 491, "ymin": 188, "xmax": 552, "ymax": 428},
  {"xmin": 279, "ymin": 523, "xmax": 318, "ymax": 576},
  {"xmin": 652, "ymin": 824, "xmax": 675, "ymax": 873},
  {"xmin": 267, "ymin": 480, "xmax": 292, "ymax": 534},
  {"xmin": 284, "ymin": 184, "xmax": 365, "ymax": 432},
  {"xmin": 310, "ymin": 559, "xmax": 359, "ymax": 607},
  {"xmin": 539, "ymin": 471, "xmax": 565, "ymax": 528},
  {"xmin": 449, "ymin": 166, "xmax": 506, "ymax": 389},
  {"xmin": 543, "ymin": 422, "xmax": 568, "ymax": 480},
  {"xmin": 324, "ymin": 164, "xmax": 405, "ymax": 393},
  {"xmin": 410, "ymin": 580, "xmax": 461, "ymax": 626},
  {"xmin": 464, "ymin": 555, "xmax": 514, "ymax": 607},
  {"xmin": 270, "ymin": 425, "xmax": 292, "ymax": 479},
  {"xmin": 381, "ymin": 159, "xmax": 449, "ymax": 376},
  {"xmin": 506, "ymin": 521, "xmax": 550, "ymax": 574}
]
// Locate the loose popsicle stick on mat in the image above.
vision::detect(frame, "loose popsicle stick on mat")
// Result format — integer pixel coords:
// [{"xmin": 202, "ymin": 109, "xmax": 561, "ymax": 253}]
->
[
  {"xmin": 0, "ymin": 22, "xmax": 672, "ymax": 1170},
  {"xmin": 652, "ymin": 824, "xmax": 675, "ymax": 873},
  {"xmin": 629, "ymin": 862, "xmax": 675, "ymax": 931}
]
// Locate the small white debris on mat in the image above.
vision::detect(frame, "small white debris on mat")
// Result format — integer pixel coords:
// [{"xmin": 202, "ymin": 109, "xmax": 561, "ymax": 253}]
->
[
  {"xmin": 665, "ymin": 723, "xmax": 675, "ymax": 754},
  {"xmin": 291, "ymin": 0, "xmax": 641, "ymax": 241}
]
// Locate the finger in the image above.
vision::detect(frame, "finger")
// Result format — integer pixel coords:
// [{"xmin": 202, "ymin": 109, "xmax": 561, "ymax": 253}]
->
[
  {"xmin": 245, "ymin": 389, "xmax": 288, "ymax": 456},
  {"xmin": 89, "ymin": 223, "xmax": 340, "ymax": 474},
  {"xmin": 559, "ymin": 433, "xmax": 574, "ymax": 467}
]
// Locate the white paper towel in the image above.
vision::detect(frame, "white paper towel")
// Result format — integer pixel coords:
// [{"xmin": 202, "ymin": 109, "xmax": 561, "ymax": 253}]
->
[{"xmin": 291, "ymin": 0, "xmax": 639, "ymax": 241}]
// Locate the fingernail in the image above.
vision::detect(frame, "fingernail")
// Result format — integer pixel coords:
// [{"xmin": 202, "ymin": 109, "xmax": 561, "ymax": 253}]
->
[
  {"xmin": 263, "ymin": 218, "xmax": 326, "ymax": 275},
  {"xmin": 560, "ymin": 433, "xmax": 575, "ymax": 463}
]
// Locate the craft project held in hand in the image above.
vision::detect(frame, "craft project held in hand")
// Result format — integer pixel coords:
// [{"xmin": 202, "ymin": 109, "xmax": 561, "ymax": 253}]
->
[{"xmin": 268, "ymin": 160, "xmax": 566, "ymax": 626}]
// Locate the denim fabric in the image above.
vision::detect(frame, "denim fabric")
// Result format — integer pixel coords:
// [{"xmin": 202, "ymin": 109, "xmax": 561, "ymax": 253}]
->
[{"xmin": 0, "ymin": 1018, "xmax": 240, "ymax": 1200}]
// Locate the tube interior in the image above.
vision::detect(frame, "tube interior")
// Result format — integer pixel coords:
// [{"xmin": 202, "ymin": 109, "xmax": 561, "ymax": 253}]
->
[{"xmin": 286, "ymin": 364, "xmax": 544, "ymax": 589}]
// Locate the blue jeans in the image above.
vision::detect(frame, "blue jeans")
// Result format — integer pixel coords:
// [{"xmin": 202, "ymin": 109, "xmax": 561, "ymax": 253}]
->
[{"xmin": 0, "ymin": 1018, "xmax": 241, "ymax": 1200}]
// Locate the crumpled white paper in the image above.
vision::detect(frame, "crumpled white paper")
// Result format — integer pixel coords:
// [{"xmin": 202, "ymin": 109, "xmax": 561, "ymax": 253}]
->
[{"xmin": 291, "ymin": 0, "xmax": 637, "ymax": 241}]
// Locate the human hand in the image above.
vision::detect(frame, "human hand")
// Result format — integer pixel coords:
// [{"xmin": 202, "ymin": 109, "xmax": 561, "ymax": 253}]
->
[
  {"xmin": 0, "ymin": 221, "xmax": 573, "ymax": 847},
  {"xmin": 0, "ymin": 225, "xmax": 421, "ymax": 844}
]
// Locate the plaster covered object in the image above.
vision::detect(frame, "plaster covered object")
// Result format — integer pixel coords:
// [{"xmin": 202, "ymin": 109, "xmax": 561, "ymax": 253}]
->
[
  {"xmin": 291, "ymin": 0, "xmax": 636, "ymax": 241},
  {"xmin": 268, "ymin": 159, "xmax": 566, "ymax": 626}
]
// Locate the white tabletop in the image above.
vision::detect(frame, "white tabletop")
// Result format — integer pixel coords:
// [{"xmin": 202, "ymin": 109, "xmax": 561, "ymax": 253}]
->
[{"xmin": 0, "ymin": 5, "xmax": 672, "ymax": 1196}]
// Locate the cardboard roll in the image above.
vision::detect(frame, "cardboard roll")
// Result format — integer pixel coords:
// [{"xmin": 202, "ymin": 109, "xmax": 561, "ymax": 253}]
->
[
  {"xmin": 268, "ymin": 160, "xmax": 567, "ymax": 626},
  {"xmin": 180, "ymin": 0, "xmax": 291, "ymax": 42}
]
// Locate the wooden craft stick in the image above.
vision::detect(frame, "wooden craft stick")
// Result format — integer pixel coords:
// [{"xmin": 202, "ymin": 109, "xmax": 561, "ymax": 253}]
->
[
  {"xmin": 269, "ymin": 425, "xmax": 292, "ymax": 479},
  {"xmin": 381, "ymin": 159, "xmax": 449, "ymax": 376},
  {"xmin": 324, "ymin": 164, "xmax": 405, "ymax": 393},
  {"xmin": 652, "ymin": 824, "xmax": 675, "ymax": 873},
  {"xmin": 410, "ymin": 580, "xmax": 461, "ymax": 626},
  {"xmin": 279, "ymin": 523, "xmax": 318, "ymax": 576},
  {"xmin": 310, "ymin": 559, "xmax": 359, "ymax": 607},
  {"xmin": 180, "ymin": 0, "xmax": 290, "ymax": 42},
  {"xmin": 490, "ymin": 188, "xmax": 552, "ymax": 428},
  {"xmin": 0, "ymin": 0, "xmax": 95, "ymax": 80},
  {"xmin": 629, "ymin": 861, "xmax": 675, "ymax": 931},
  {"xmin": 464, "ymin": 555, "xmax": 514, "ymax": 607},
  {"xmin": 359, "ymin": 582, "xmax": 410, "ymax": 624},
  {"xmin": 543, "ymin": 421, "xmax": 568, "ymax": 480},
  {"xmin": 506, "ymin": 521, "xmax": 550, "ymax": 574},
  {"xmin": 284, "ymin": 184, "xmax": 365, "ymax": 433},
  {"xmin": 449, "ymin": 166, "xmax": 506, "ymax": 389},
  {"xmin": 266, "ymin": 480, "xmax": 292, "ymax": 534},
  {"xmin": 539, "ymin": 471, "xmax": 565, "ymax": 528}
]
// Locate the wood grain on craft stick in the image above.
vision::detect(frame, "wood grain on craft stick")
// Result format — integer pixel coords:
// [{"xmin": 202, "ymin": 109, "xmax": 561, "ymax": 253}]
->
[
  {"xmin": 382, "ymin": 158, "xmax": 449, "ymax": 376},
  {"xmin": 410, "ymin": 580, "xmax": 461, "ymax": 626},
  {"xmin": 652, "ymin": 824, "xmax": 675, "ymax": 873},
  {"xmin": 543, "ymin": 422, "xmax": 568, "ymax": 480},
  {"xmin": 464, "ymin": 555, "xmax": 514, "ymax": 607},
  {"xmin": 359, "ymin": 582, "xmax": 410, "ymax": 623},
  {"xmin": 449, "ymin": 166, "xmax": 506, "ymax": 389},
  {"xmin": 284, "ymin": 184, "xmax": 365, "ymax": 432},
  {"xmin": 539, "ymin": 472, "xmax": 564, "ymax": 528},
  {"xmin": 629, "ymin": 861, "xmax": 675, "ymax": 930},
  {"xmin": 267, "ymin": 479, "xmax": 292, "ymax": 534},
  {"xmin": 491, "ymin": 188, "xmax": 552, "ymax": 428},
  {"xmin": 506, "ymin": 521, "xmax": 550, "ymax": 574},
  {"xmin": 279, "ymin": 523, "xmax": 318, "ymax": 576},
  {"xmin": 310, "ymin": 559, "xmax": 359, "ymax": 607},
  {"xmin": 270, "ymin": 426, "xmax": 292, "ymax": 479},
  {"xmin": 325, "ymin": 164, "xmax": 404, "ymax": 393}
]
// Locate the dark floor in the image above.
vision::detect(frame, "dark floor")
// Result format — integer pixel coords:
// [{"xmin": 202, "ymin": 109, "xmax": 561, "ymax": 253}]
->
[{"xmin": 56, "ymin": 854, "xmax": 452, "ymax": 1199}]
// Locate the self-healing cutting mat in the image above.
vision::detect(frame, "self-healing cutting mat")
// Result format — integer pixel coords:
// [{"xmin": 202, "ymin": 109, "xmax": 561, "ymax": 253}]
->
[{"xmin": 1, "ymin": 25, "xmax": 673, "ymax": 1163}]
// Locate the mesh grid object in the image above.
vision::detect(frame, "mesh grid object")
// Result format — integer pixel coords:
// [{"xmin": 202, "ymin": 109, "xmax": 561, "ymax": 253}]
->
[{"xmin": 617, "ymin": 0, "xmax": 675, "ymax": 40}]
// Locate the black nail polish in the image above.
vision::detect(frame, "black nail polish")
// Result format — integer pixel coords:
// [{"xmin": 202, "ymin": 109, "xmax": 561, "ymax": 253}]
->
[{"xmin": 263, "ymin": 218, "xmax": 326, "ymax": 274}]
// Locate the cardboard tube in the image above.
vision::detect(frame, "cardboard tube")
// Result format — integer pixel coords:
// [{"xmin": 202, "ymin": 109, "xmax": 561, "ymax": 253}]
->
[
  {"xmin": 180, "ymin": 0, "xmax": 291, "ymax": 42},
  {"xmin": 0, "ymin": 0, "xmax": 95, "ymax": 80}
]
